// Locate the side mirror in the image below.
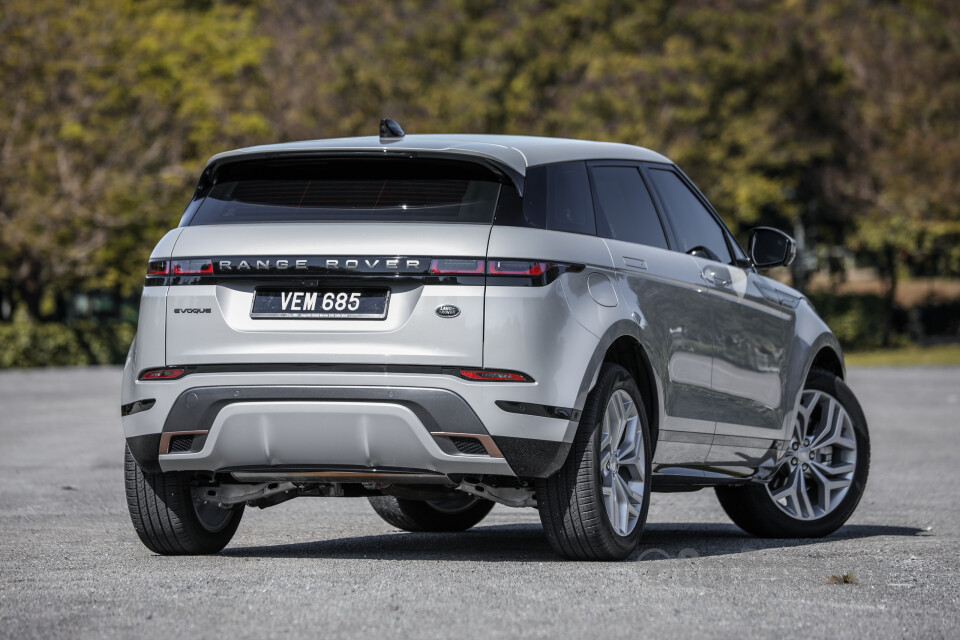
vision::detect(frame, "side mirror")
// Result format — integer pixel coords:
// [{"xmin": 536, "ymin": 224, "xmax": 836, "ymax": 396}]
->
[{"xmin": 748, "ymin": 227, "xmax": 796, "ymax": 269}]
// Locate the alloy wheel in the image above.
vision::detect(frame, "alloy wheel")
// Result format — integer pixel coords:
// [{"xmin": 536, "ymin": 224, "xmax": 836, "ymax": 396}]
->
[
  {"xmin": 599, "ymin": 389, "xmax": 646, "ymax": 537},
  {"xmin": 767, "ymin": 390, "xmax": 858, "ymax": 521}
]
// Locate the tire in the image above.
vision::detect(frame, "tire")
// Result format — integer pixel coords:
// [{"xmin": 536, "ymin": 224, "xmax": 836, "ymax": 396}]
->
[
  {"xmin": 716, "ymin": 367, "xmax": 870, "ymax": 538},
  {"xmin": 536, "ymin": 363, "xmax": 652, "ymax": 561},
  {"xmin": 124, "ymin": 445, "xmax": 243, "ymax": 554},
  {"xmin": 367, "ymin": 494, "xmax": 494, "ymax": 532}
]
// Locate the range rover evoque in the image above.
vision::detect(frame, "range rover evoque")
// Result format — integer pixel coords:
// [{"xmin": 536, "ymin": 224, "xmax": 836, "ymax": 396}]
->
[{"xmin": 122, "ymin": 121, "xmax": 870, "ymax": 560}]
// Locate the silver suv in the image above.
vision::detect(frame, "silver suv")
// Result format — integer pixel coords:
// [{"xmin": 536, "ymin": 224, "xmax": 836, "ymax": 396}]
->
[{"xmin": 122, "ymin": 121, "xmax": 869, "ymax": 560}]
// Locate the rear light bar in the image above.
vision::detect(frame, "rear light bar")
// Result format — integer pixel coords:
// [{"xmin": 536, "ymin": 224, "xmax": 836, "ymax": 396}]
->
[
  {"xmin": 458, "ymin": 369, "xmax": 533, "ymax": 382},
  {"xmin": 145, "ymin": 256, "xmax": 582, "ymax": 285},
  {"xmin": 428, "ymin": 258, "xmax": 578, "ymax": 278},
  {"xmin": 139, "ymin": 368, "xmax": 186, "ymax": 381}
]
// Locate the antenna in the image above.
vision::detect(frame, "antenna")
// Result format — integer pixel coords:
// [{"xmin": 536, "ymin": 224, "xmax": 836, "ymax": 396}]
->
[{"xmin": 379, "ymin": 118, "xmax": 405, "ymax": 141}]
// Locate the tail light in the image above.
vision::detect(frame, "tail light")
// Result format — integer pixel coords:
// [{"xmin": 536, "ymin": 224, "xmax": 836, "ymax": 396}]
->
[
  {"xmin": 487, "ymin": 260, "xmax": 548, "ymax": 276},
  {"xmin": 458, "ymin": 369, "xmax": 533, "ymax": 382},
  {"xmin": 430, "ymin": 259, "xmax": 485, "ymax": 274},
  {"xmin": 145, "ymin": 259, "xmax": 214, "ymax": 281},
  {"xmin": 172, "ymin": 259, "xmax": 214, "ymax": 275},
  {"xmin": 147, "ymin": 260, "xmax": 169, "ymax": 276}
]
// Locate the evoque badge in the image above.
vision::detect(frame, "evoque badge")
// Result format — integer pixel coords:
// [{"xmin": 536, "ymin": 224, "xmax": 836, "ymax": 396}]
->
[{"xmin": 436, "ymin": 305, "xmax": 461, "ymax": 318}]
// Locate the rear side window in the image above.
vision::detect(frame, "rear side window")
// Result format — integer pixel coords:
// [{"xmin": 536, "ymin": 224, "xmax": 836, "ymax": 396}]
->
[
  {"xmin": 190, "ymin": 158, "xmax": 503, "ymax": 225},
  {"xmin": 507, "ymin": 162, "xmax": 596, "ymax": 235},
  {"xmin": 647, "ymin": 168, "xmax": 732, "ymax": 263},
  {"xmin": 589, "ymin": 166, "xmax": 668, "ymax": 249}
]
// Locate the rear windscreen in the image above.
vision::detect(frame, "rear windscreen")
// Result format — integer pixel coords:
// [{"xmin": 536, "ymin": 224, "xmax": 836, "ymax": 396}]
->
[{"xmin": 189, "ymin": 158, "xmax": 503, "ymax": 225}]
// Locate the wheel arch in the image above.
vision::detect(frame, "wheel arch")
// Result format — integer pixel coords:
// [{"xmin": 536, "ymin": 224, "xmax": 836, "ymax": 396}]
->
[
  {"xmin": 573, "ymin": 320, "xmax": 661, "ymax": 453},
  {"xmin": 602, "ymin": 335, "xmax": 659, "ymax": 453},
  {"xmin": 810, "ymin": 344, "xmax": 845, "ymax": 380}
]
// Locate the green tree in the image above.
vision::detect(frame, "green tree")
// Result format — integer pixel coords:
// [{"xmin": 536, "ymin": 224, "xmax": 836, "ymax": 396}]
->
[
  {"xmin": 808, "ymin": 0, "xmax": 960, "ymax": 343},
  {"xmin": 0, "ymin": 0, "xmax": 271, "ymax": 318}
]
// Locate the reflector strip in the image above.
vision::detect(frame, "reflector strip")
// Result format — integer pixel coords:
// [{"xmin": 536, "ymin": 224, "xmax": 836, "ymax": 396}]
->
[
  {"xmin": 458, "ymin": 369, "xmax": 532, "ymax": 382},
  {"xmin": 139, "ymin": 368, "xmax": 186, "ymax": 381}
]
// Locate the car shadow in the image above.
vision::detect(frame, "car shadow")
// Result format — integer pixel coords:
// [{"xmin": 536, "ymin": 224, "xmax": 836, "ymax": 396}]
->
[{"xmin": 221, "ymin": 522, "xmax": 928, "ymax": 563}]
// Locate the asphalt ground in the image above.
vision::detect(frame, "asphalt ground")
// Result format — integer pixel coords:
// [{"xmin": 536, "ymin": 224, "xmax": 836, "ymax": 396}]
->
[{"xmin": 1, "ymin": 366, "xmax": 958, "ymax": 639}]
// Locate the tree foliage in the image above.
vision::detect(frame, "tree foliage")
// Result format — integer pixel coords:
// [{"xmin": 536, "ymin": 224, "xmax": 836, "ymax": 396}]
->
[
  {"xmin": 1, "ymin": 0, "xmax": 958, "ymax": 323},
  {"xmin": 0, "ymin": 0, "xmax": 269, "ymax": 315}
]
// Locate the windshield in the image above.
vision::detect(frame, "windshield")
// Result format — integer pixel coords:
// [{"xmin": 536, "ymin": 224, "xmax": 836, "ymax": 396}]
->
[{"xmin": 189, "ymin": 157, "xmax": 503, "ymax": 225}]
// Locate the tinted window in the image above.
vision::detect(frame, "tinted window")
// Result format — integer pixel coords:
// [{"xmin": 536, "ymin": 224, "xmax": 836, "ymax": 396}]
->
[
  {"xmin": 513, "ymin": 162, "xmax": 596, "ymax": 235},
  {"xmin": 648, "ymin": 169, "xmax": 732, "ymax": 263},
  {"xmin": 590, "ymin": 166, "xmax": 668, "ymax": 249},
  {"xmin": 190, "ymin": 158, "xmax": 502, "ymax": 225}
]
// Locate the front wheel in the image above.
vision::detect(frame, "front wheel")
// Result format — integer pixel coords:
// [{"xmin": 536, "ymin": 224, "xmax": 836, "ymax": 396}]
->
[
  {"xmin": 536, "ymin": 363, "xmax": 652, "ymax": 560},
  {"xmin": 124, "ymin": 445, "xmax": 243, "ymax": 554},
  {"xmin": 716, "ymin": 368, "xmax": 870, "ymax": 538}
]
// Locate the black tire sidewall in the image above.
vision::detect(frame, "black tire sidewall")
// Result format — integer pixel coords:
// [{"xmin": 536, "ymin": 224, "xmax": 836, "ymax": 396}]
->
[
  {"xmin": 124, "ymin": 445, "xmax": 243, "ymax": 555},
  {"xmin": 586, "ymin": 366, "xmax": 652, "ymax": 555}
]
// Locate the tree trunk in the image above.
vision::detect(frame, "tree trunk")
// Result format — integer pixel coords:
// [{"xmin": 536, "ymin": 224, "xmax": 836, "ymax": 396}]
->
[
  {"xmin": 881, "ymin": 244, "xmax": 897, "ymax": 348},
  {"xmin": 790, "ymin": 221, "xmax": 808, "ymax": 293},
  {"xmin": 19, "ymin": 285, "xmax": 43, "ymax": 321}
]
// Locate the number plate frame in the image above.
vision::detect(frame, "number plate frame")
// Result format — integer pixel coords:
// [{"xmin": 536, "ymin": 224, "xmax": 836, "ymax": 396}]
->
[{"xmin": 251, "ymin": 288, "xmax": 390, "ymax": 320}]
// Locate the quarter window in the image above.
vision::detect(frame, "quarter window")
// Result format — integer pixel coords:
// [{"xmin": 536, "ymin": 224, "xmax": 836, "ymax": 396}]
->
[
  {"xmin": 590, "ymin": 166, "xmax": 668, "ymax": 249},
  {"xmin": 519, "ymin": 162, "xmax": 596, "ymax": 235},
  {"xmin": 648, "ymin": 169, "xmax": 732, "ymax": 264}
]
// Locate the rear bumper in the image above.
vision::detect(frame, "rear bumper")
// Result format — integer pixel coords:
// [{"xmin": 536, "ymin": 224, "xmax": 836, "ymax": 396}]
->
[{"xmin": 122, "ymin": 372, "xmax": 577, "ymax": 479}]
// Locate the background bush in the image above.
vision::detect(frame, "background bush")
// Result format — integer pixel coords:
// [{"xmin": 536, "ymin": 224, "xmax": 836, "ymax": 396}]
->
[
  {"xmin": 0, "ymin": 321, "xmax": 135, "ymax": 368},
  {"xmin": 807, "ymin": 294, "xmax": 960, "ymax": 351}
]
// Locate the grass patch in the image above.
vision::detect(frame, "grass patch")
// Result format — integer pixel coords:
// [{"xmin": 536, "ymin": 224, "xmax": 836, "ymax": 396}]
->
[
  {"xmin": 826, "ymin": 572, "xmax": 860, "ymax": 585},
  {"xmin": 845, "ymin": 343, "xmax": 960, "ymax": 368}
]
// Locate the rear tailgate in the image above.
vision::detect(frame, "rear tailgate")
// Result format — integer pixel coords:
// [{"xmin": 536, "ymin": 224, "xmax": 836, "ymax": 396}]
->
[{"xmin": 164, "ymin": 222, "xmax": 490, "ymax": 367}]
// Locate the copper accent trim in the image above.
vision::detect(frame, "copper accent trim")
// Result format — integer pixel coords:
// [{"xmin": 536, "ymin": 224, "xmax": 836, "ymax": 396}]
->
[
  {"xmin": 431, "ymin": 432, "xmax": 504, "ymax": 458},
  {"xmin": 158, "ymin": 430, "xmax": 209, "ymax": 455}
]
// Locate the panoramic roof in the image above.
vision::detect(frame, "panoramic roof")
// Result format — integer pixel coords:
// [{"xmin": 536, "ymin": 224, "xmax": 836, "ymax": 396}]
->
[{"xmin": 206, "ymin": 134, "xmax": 673, "ymax": 176}]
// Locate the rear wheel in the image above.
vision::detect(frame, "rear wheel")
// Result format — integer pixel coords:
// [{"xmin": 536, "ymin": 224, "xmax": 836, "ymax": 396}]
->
[
  {"xmin": 367, "ymin": 494, "xmax": 494, "ymax": 532},
  {"xmin": 716, "ymin": 368, "xmax": 870, "ymax": 538},
  {"xmin": 536, "ymin": 363, "xmax": 652, "ymax": 560},
  {"xmin": 124, "ymin": 445, "xmax": 243, "ymax": 554}
]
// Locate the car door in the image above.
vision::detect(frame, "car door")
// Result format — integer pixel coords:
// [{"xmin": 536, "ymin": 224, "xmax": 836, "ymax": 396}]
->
[
  {"xmin": 644, "ymin": 165, "xmax": 794, "ymax": 471},
  {"xmin": 587, "ymin": 162, "xmax": 717, "ymax": 466}
]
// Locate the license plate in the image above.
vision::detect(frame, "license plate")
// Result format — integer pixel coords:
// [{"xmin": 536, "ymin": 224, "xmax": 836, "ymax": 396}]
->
[{"xmin": 251, "ymin": 288, "xmax": 389, "ymax": 319}]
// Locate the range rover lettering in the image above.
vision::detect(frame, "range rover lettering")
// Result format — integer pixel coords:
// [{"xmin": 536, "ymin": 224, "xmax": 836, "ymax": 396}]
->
[{"xmin": 121, "ymin": 121, "xmax": 869, "ymax": 560}]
